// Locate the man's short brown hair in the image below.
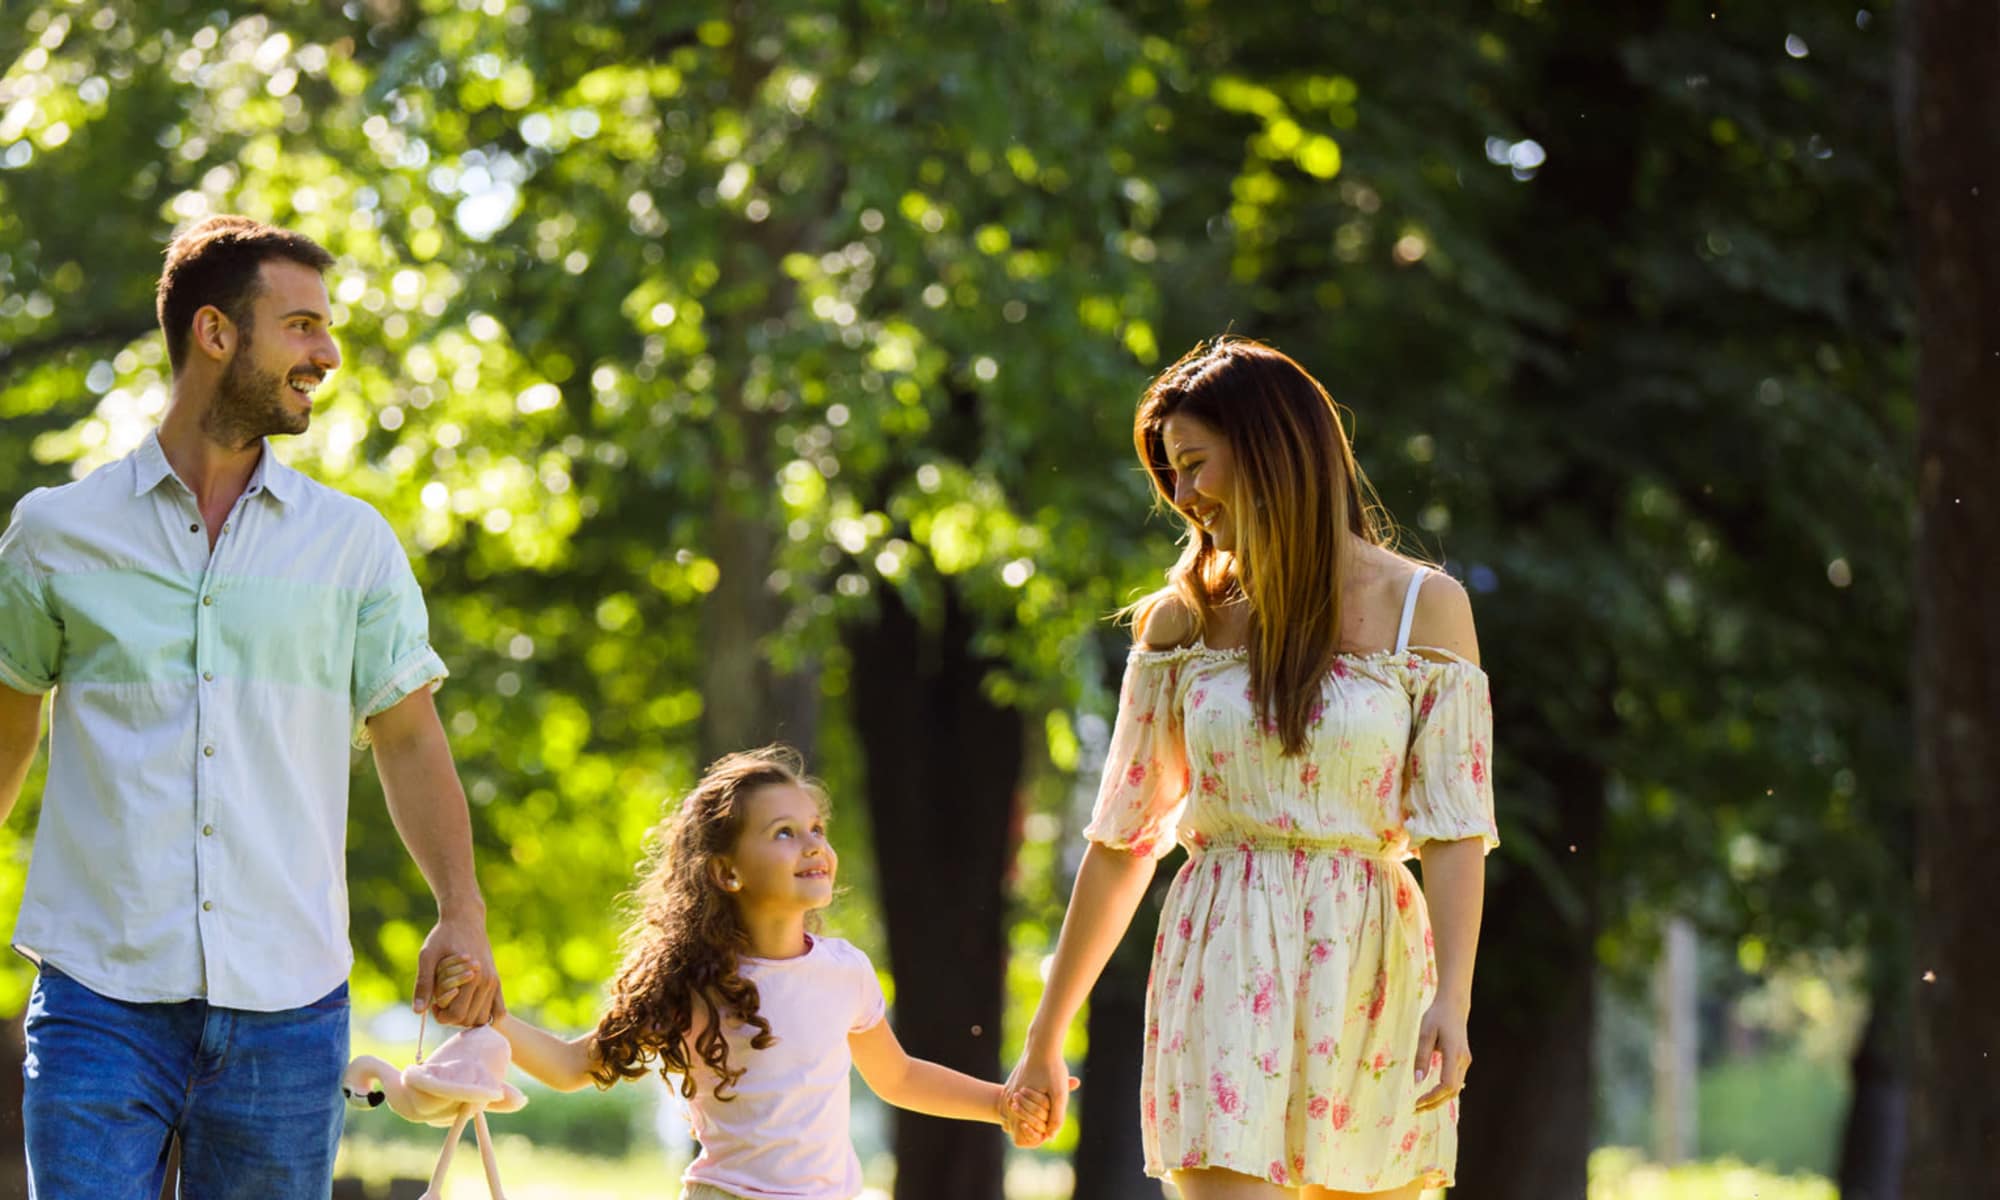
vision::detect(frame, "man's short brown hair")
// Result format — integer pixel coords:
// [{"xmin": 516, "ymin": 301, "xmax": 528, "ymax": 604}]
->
[{"xmin": 156, "ymin": 216, "xmax": 334, "ymax": 371}]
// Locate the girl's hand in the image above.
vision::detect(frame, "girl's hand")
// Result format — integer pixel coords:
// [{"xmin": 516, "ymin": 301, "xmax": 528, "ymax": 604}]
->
[
  {"xmin": 1002, "ymin": 1051, "xmax": 1078, "ymax": 1148},
  {"xmin": 1412, "ymin": 997, "xmax": 1472, "ymax": 1113},
  {"xmin": 431, "ymin": 953, "xmax": 481, "ymax": 1024}
]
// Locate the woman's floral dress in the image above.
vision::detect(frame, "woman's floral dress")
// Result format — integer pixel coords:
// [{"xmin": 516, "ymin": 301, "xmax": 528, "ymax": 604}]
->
[{"xmin": 1082, "ymin": 632, "xmax": 1499, "ymax": 1192}]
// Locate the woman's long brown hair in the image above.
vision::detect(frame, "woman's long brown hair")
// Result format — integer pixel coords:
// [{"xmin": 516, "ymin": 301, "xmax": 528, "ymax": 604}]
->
[
  {"xmin": 590, "ymin": 745, "xmax": 824, "ymax": 1099},
  {"xmin": 1131, "ymin": 336, "xmax": 1399, "ymax": 756}
]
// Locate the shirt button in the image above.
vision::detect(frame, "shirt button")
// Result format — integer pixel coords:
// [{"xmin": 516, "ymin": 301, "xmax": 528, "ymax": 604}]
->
[
  {"xmin": 189, "ymin": 523, "xmax": 200, "ymax": 533},
  {"xmin": 203, "ymin": 745, "xmax": 215, "ymax": 757},
  {"xmin": 202, "ymin": 824, "xmax": 215, "ymax": 836},
  {"xmin": 222, "ymin": 523, "xmax": 231, "ymax": 534},
  {"xmin": 202, "ymin": 901, "xmax": 214, "ymax": 912},
  {"xmin": 202, "ymin": 595, "xmax": 213, "ymax": 606},
  {"xmin": 202, "ymin": 671, "xmax": 214, "ymax": 682}
]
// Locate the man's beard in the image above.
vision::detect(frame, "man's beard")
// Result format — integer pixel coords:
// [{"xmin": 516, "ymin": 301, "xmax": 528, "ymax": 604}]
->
[{"xmin": 204, "ymin": 337, "xmax": 306, "ymax": 449}]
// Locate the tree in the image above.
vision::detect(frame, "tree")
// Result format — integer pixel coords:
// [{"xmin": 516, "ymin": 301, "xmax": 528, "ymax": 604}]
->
[{"xmin": 1900, "ymin": 0, "xmax": 2000, "ymax": 1193}]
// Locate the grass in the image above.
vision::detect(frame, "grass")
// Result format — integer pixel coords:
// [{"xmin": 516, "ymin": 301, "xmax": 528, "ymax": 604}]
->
[{"xmin": 338, "ymin": 1137, "xmax": 1836, "ymax": 1199}]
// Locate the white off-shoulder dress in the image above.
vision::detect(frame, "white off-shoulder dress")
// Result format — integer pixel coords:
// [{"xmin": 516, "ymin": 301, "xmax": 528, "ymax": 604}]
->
[{"xmin": 1082, "ymin": 568, "xmax": 1499, "ymax": 1192}]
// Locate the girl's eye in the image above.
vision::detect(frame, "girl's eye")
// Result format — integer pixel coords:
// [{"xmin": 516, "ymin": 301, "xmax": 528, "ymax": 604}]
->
[{"xmin": 775, "ymin": 827, "xmax": 793, "ymax": 839}]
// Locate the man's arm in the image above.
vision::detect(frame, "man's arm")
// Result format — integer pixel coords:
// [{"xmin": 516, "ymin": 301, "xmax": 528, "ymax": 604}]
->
[
  {"xmin": 0, "ymin": 685, "xmax": 44, "ymax": 824},
  {"xmin": 366, "ymin": 687, "xmax": 502, "ymax": 1026}
]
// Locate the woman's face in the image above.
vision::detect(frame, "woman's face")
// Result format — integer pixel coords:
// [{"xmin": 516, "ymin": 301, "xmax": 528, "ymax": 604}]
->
[{"xmin": 1161, "ymin": 412, "xmax": 1238, "ymax": 553}]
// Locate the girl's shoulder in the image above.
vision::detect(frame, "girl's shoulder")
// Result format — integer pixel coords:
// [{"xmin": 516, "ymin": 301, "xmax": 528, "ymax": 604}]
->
[{"xmin": 807, "ymin": 934, "xmax": 874, "ymax": 972}]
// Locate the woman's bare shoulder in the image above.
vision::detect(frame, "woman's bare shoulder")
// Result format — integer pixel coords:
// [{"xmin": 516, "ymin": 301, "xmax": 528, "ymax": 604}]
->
[{"xmin": 1133, "ymin": 590, "xmax": 1198, "ymax": 650}]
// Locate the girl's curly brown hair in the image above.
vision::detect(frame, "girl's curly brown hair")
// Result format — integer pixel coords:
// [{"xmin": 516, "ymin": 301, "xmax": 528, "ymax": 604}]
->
[{"xmin": 589, "ymin": 745, "xmax": 825, "ymax": 1099}]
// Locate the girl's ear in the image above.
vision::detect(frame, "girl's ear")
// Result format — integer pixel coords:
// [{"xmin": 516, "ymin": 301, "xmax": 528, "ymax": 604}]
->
[{"xmin": 708, "ymin": 857, "xmax": 739, "ymax": 893}]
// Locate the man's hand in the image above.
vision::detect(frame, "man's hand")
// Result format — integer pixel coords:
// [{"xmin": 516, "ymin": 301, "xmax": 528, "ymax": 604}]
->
[{"xmin": 416, "ymin": 911, "xmax": 503, "ymax": 1027}]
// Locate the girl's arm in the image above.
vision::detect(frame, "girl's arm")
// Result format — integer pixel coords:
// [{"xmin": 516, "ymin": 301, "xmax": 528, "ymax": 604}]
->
[
  {"xmin": 492, "ymin": 1012, "xmax": 601, "ymax": 1093},
  {"xmin": 850, "ymin": 1020, "xmax": 1060, "ymax": 1140}
]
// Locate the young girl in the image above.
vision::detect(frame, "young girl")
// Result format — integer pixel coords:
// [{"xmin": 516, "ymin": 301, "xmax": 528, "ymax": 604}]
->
[{"xmin": 436, "ymin": 745, "xmax": 1055, "ymax": 1200}]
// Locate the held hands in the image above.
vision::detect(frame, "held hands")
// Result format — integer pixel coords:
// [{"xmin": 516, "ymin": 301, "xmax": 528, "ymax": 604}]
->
[
  {"xmin": 1412, "ymin": 997, "xmax": 1472, "ymax": 1113},
  {"xmin": 997, "ymin": 1074, "xmax": 1079, "ymax": 1146},
  {"xmin": 1002, "ymin": 1048, "xmax": 1078, "ymax": 1148},
  {"xmin": 417, "ymin": 912, "xmax": 504, "ymax": 1027}
]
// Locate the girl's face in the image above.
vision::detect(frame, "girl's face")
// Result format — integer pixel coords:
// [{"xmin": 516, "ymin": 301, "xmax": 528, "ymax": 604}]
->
[
  {"xmin": 1162, "ymin": 412, "xmax": 1239, "ymax": 553},
  {"xmin": 717, "ymin": 783, "xmax": 837, "ymax": 912}
]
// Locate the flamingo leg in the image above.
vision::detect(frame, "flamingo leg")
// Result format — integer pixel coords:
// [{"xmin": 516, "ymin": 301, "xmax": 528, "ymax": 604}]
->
[
  {"xmin": 423, "ymin": 1107, "xmax": 472, "ymax": 1200},
  {"xmin": 472, "ymin": 1110, "xmax": 507, "ymax": 1199}
]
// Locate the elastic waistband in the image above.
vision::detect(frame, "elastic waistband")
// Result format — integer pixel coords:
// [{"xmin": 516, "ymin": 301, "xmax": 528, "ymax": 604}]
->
[{"xmin": 1182, "ymin": 832, "xmax": 1399, "ymax": 859}]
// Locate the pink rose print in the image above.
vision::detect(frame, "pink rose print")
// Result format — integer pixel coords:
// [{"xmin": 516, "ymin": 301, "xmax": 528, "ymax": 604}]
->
[
  {"xmin": 1425, "ymin": 926, "xmax": 1435, "ymax": 951},
  {"xmin": 1190, "ymin": 687, "xmax": 1208, "ymax": 710},
  {"xmin": 1192, "ymin": 979, "xmax": 1205, "ymax": 1002},
  {"xmin": 1312, "ymin": 1036, "xmax": 1335, "ymax": 1056},
  {"xmin": 1308, "ymin": 1095, "xmax": 1329, "ymax": 1120},
  {"xmin": 1293, "ymin": 848, "xmax": 1310, "ymax": 879},
  {"xmin": 1408, "ymin": 750, "xmax": 1423, "ymax": 782},
  {"xmin": 1273, "ymin": 812, "xmax": 1295, "ymax": 830},
  {"xmin": 1395, "ymin": 880, "xmax": 1412, "ymax": 911},
  {"xmin": 1472, "ymin": 739, "xmax": 1488, "ymax": 785},
  {"xmin": 1210, "ymin": 1073, "xmax": 1241, "ymax": 1115},
  {"xmin": 1306, "ymin": 698, "xmax": 1326, "ymax": 726},
  {"xmin": 1372, "ymin": 1051, "xmax": 1390, "ymax": 1070},
  {"xmin": 1292, "ymin": 1153, "xmax": 1306, "ymax": 1179},
  {"xmin": 1126, "ymin": 761, "xmax": 1147, "ymax": 787},
  {"xmin": 1182, "ymin": 1151, "xmax": 1202, "ymax": 1170},
  {"xmin": 1144, "ymin": 1094, "xmax": 1157, "ymax": 1125},
  {"xmin": 1311, "ymin": 939, "xmax": 1331, "ymax": 964},
  {"xmin": 1332, "ymin": 658, "xmax": 1350, "ymax": 679},
  {"xmin": 1258, "ymin": 1049, "xmax": 1279, "ymax": 1073},
  {"xmin": 1269, "ymin": 1161, "xmax": 1289, "ymax": 1185},
  {"xmin": 1330, "ymin": 1099, "xmax": 1352, "ymax": 1130},
  {"xmin": 1367, "ymin": 968, "xmax": 1388, "ymax": 1021},
  {"xmin": 1300, "ymin": 762, "xmax": 1320, "ymax": 785},
  {"xmin": 1401, "ymin": 1129, "xmax": 1419, "ymax": 1154},
  {"xmin": 1376, "ymin": 753, "xmax": 1397, "ymax": 801},
  {"xmin": 1420, "ymin": 688, "xmax": 1438, "ymax": 718},
  {"xmin": 1169, "ymin": 1089, "xmax": 1181, "ymax": 1114},
  {"xmin": 1209, "ymin": 749, "xmax": 1230, "ymax": 767},
  {"xmin": 1201, "ymin": 772, "xmax": 1224, "ymax": 795},
  {"xmin": 1154, "ymin": 932, "xmax": 1166, "ymax": 956},
  {"xmin": 1177, "ymin": 915, "xmax": 1194, "ymax": 940},
  {"xmin": 1251, "ymin": 971, "xmax": 1276, "ymax": 1018},
  {"xmin": 1303, "ymin": 907, "xmax": 1316, "ymax": 932}
]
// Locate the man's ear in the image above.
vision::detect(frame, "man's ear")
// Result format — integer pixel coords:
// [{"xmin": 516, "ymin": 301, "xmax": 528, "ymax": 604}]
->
[{"xmin": 191, "ymin": 305, "xmax": 235, "ymax": 362}]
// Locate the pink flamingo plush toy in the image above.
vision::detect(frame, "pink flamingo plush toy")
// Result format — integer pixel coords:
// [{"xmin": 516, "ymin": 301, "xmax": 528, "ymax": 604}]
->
[{"xmin": 342, "ymin": 1025, "xmax": 528, "ymax": 1199}]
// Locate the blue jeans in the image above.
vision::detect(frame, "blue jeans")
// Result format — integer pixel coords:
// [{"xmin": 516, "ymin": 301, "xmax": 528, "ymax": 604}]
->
[{"xmin": 22, "ymin": 964, "xmax": 348, "ymax": 1200}]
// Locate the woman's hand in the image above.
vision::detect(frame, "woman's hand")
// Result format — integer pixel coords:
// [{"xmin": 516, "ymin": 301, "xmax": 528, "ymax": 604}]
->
[
  {"xmin": 1412, "ymin": 997, "xmax": 1471, "ymax": 1113},
  {"xmin": 1003, "ymin": 1044, "xmax": 1077, "ymax": 1148}
]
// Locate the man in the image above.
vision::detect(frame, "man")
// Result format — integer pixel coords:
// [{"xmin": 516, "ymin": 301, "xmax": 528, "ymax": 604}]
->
[{"xmin": 0, "ymin": 215, "xmax": 503, "ymax": 1197}]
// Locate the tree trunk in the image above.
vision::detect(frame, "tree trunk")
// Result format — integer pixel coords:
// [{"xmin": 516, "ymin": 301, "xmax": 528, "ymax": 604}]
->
[
  {"xmin": 847, "ymin": 585, "xmax": 1021, "ymax": 1200},
  {"xmin": 1837, "ymin": 982, "xmax": 1908, "ymax": 1200},
  {"xmin": 1454, "ymin": 745, "xmax": 1601, "ymax": 1200},
  {"xmin": 1900, "ymin": 0, "xmax": 2000, "ymax": 1193},
  {"xmin": 0, "ymin": 1012, "xmax": 22, "ymax": 1200}
]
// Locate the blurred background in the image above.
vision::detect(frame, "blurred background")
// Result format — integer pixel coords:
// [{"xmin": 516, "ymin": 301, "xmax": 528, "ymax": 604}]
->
[{"xmin": 0, "ymin": 1, "xmax": 1940, "ymax": 1198}]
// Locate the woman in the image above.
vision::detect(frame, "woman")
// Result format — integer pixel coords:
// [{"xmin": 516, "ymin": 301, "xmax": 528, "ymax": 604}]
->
[{"xmin": 1007, "ymin": 338, "xmax": 1498, "ymax": 1198}]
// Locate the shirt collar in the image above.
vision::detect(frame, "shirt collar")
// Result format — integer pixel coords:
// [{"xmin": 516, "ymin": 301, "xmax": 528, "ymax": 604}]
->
[{"xmin": 131, "ymin": 429, "xmax": 299, "ymax": 506}]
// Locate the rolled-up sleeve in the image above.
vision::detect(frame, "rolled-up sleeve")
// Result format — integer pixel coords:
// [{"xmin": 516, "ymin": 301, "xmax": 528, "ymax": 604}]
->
[
  {"xmin": 0, "ymin": 494, "xmax": 61, "ymax": 694},
  {"xmin": 350, "ymin": 518, "xmax": 447, "ymax": 746}
]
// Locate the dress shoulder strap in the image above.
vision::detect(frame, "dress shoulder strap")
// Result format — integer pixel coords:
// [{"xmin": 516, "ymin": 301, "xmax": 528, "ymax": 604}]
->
[{"xmin": 1393, "ymin": 566, "xmax": 1431, "ymax": 655}]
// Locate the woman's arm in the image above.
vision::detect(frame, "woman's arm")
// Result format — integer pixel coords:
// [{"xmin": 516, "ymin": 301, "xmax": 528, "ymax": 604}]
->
[
  {"xmin": 492, "ymin": 1012, "xmax": 601, "ymax": 1093},
  {"xmin": 1004, "ymin": 840, "xmax": 1157, "ymax": 1142},
  {"xmin": 1412, "ymin": 836, "xmax": 1485, "ymax": 1111}
]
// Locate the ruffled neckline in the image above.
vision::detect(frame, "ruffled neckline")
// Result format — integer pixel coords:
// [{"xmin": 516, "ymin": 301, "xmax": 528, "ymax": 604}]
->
[{"xmin": 1127, "ymin": 640, "xmax": 1482, "ymax": 674}]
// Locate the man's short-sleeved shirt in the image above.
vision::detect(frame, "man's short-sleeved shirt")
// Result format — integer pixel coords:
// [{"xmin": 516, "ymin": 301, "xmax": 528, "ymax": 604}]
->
[{"xmin": 0, "ymin": 430, "xmax": 446, "ymax": 1012}]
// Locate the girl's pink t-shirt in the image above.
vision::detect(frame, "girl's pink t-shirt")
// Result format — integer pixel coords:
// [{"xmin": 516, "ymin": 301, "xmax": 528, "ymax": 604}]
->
[{"xmin": 680, "ymin": 934, "xmax": 887, "ymax": 1200}]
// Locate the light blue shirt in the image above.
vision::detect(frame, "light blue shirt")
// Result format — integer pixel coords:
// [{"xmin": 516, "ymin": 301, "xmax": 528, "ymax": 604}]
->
[{"xmin": 0, "ymin": 431, "xmax": 447, "ymax": 1011}]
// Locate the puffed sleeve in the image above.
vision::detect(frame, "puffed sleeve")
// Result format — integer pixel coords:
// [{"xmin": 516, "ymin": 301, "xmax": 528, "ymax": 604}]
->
[
  {"xmin": 1401, "ymin": 657, "xmax": 1500, "ymax": 852},
  {"xmin": 1081, "ymin": 650, "xmax": 1192, "ymax": 860}
]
